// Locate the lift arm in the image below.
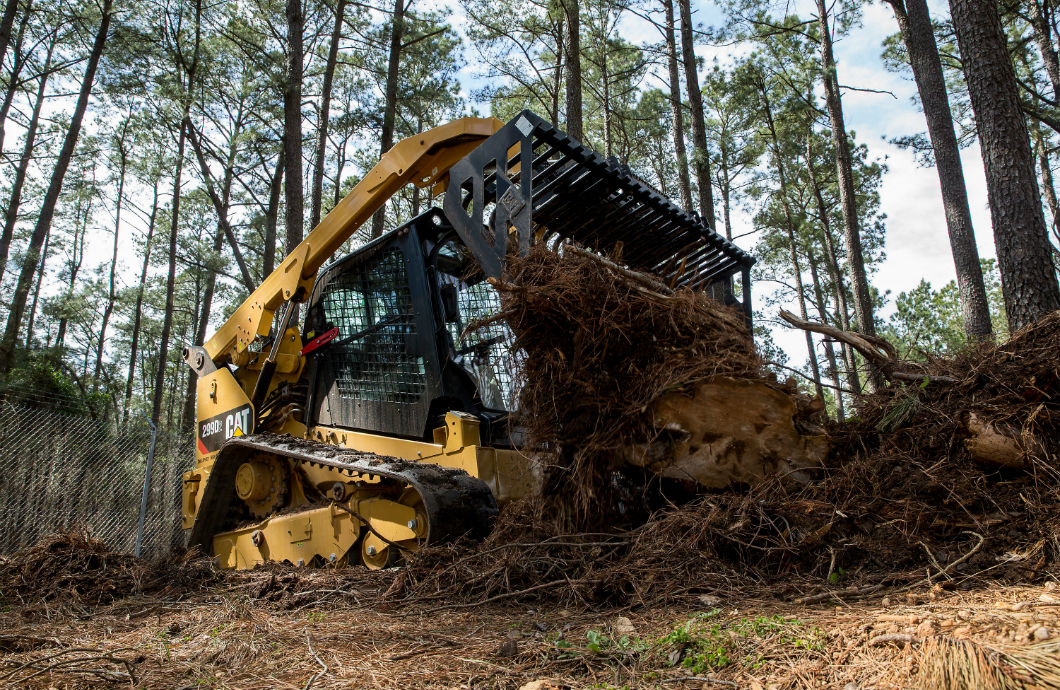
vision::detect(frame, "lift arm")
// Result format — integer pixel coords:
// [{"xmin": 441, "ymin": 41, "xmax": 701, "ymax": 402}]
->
[{"xmin": 198, "ymin": 116, "xmax": 504, "ymax": 366}]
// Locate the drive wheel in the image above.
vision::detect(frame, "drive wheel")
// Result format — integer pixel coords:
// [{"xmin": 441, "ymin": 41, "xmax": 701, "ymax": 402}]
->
[{"xmin": 234, "ymin": 454, "xmax": 288, "ymax": 518}]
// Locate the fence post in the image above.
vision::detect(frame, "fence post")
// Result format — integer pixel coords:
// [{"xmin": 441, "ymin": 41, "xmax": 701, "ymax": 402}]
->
[{"xmin": 134, "ymin": 413, "xmax": 158, "ymax": 558}]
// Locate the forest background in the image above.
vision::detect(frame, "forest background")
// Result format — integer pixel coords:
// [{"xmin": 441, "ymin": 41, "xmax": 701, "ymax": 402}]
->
[{"xmin": 0, "ymin": 0, "xmax": 1056, "ymax": 435}]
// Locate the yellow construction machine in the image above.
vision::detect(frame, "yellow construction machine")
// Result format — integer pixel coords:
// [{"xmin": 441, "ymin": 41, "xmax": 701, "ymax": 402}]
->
[{"xmin": 181, "ymin": 111, "xmax": 754, "ymax": 569}]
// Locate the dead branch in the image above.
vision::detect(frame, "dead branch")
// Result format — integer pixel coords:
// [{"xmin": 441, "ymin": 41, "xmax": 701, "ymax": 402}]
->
[
  {"xmin": 303, "ymin": 629, "xmax": 328, "ymax": 690},
  {"xmin": 563, "ymin": 244, "xmax": 675, "ymax": 295},
  {"xmin": 778, "ymin": 310, "xmax": 956, "ymax": 385}
]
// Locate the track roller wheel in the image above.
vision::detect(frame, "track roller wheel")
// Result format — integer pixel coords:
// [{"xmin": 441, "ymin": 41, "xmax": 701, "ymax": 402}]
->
[{"xmin": 359, "ymin": 487, "xmax": 428, "ymax": 570}]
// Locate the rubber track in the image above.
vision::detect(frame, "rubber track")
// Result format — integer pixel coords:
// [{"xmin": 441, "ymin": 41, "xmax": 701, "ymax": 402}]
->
[{"xmin": 188, "ymin": 433, "xmax": 498, "ymax": 553}]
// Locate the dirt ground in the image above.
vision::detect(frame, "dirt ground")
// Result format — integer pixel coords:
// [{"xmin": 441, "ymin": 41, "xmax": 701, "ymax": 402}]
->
[{"xmin": 2, "ymin": 566, "xmax": 1059, "ymax": 690}]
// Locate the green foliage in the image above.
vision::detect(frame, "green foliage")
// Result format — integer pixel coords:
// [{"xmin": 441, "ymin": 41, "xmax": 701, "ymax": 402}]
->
[
  {"xmin": 546, "ymin": 610, "xmax": 826, "ymax": 681},
  {"xmin": 0, "ymin": 349, "xmax": 105, "ymax": 416},
  {"xmin": 887, "ymin": 279, "xmax": 966, "ymax": 357},
  {"xmin": 658, "ymin": 611, "xmax": 732, "ymax": 672},
  {"xmin": 656, "ymin": 611, "xmax": 824, "ymax": 674},
  {"xmin": 884, "ymin": 259, "xmax": 1008, "ymax": 358},
  {"xmin": 549, "ymin": 626, "xmax": 646, "ymax": 660},
  {"xmin": 981, "ymin": 258, "xmax": 1009, "ymax": 340}
]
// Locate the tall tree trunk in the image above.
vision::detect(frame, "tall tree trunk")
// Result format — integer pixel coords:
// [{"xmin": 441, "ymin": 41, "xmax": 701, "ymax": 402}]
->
[
  {"xmin": 310, "ymin": 0, "xmax": 347, "ymax": 229},
  {"xmin": 370, "ymin": 0, "xmax": 404, "ymax": 239},
  {"xmin": 412, "ymin": 113, "xmax": 423, "ymax": 216},
  {"xmin": 677, "ymin": 0, "xmax": 715, "ymax": 224},
  {"xmin": 55, "ymin": 194, "xmax": 90, "ymax": 349},
  {"xmin": 284, "ymin": 0, "xmax": 304, "ymax": 254},
  {"xmin": 1029, "ymin": 0, "xmax": 1060, "ymax": 100},
  {"xmin": 182, "ymin": 267, "xmax": 203, "ymax": 432},
  {"xmin": 823, "ymin": 224, "xmax": 861, "ymax": 393},
  {"xmin": 887, "ymin": 0, "xmax": 992, "ymax": 341},
  {"xmin": 181, "ymin": 225, "xmax": 223, "ymax": 431},
  {"xmin": 124, "ymin": 180, "xmax": 160, "ymax": 425},
  {"xmin": 0, "ymin": 38, "xmax": 51, "ymax": 286},
  {"xmin": 1032, "ymin": 122, "xmax": 1060, "ymax": 244},
  {"xmin": 187, "ymin": 124, "xmax": 255, "ymax": 291},
  {"xmin": 717, "ymin": 134, "xmax": 733, "ymax": 240},
  {"xmin": 806, "ymin": 242, "xmax": 844, "ymax": 420},
  {"xmin": 152, "ymin": 0, "xmax": 201, "ymax": 425},
  {"xmin": 165, "ymin": 345, "xmax": 181, "ymax": 431},
  {"xmin": 334, "ymin": 129, "xmax": 348, "ymax": 208},
  {"xmin": 264, "ymin": 147, "xmax": 283, "ymax": 278},
  {"xmin": 814, "ymin": 0, "xmax": 878, "ymax": 362},
  {"xmin": 181, "ymin": 134, "xmax": 238, "ymax": 430},
  {"xmin": 563, "ymin": 0, "xmax": 582, "ymax": 141},
  {"xmin": 0, "ymin": 0, "xmax": 21, "ymax": 85},
  {"xmin": 652, "ymin": 159, "xmax": 668, "ymax": 198},
  {"xmin": 949, "ymin": 0, "xmax": 1060, "ymax": 329},
  {"xmin": 806, "ymin": 138, "xmax": 862, "ymax": 395},
  {"xmin": 662, "ymin": 0, "xmax": 692, "ymax": 212},
  {"xmin": 759, "ymin": 84, "xmax": 823, "ymax": 399},
  {"xmin": 601, "ymin": 39, "xmax": 612, "ymax": 157},
  {"xmin": 0, "ymin": 0, "xmax": 32, "ymax": 160},
  {"xmin": 153, "ymin": 124, "xmax": 188, "ymax": 425},
  {"xmin": 551, "ymin": 13, "xmax": 563, "ymax": 125},
  {"xmin": 0, "ymin": 0, "xmax": 111, "ymax": 372},
  {"xmin": 23, "ymin": 225, "xmax": 47, "ymax": 349},
  {"xmin": 95, "ymin": 120, "xmax": 129, "ymax": 380}
]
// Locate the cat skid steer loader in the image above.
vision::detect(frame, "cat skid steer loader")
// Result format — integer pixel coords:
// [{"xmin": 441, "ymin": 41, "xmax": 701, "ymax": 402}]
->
[{"xmin": 180, "ymin": 111, "xmax": 754, "ymax": 569}]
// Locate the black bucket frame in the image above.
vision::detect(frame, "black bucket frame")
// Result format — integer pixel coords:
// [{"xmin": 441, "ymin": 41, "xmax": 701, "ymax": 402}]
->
[{"xmin": 442, "ymin": 110, "xmax": 755, "ymax": 324}]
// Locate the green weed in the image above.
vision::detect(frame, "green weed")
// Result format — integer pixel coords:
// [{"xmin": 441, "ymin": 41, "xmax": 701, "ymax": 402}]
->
[{"xmin": 657, "ymin": 611, "xmax": 825, "ymax": 673}]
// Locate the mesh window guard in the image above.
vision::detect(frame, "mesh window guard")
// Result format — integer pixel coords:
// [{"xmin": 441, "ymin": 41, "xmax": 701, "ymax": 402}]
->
[
  {"xmin": 437, "ymin": 243, "xmax": 519, "ymax": 411},
  {"xmin": 319, "ymin": 249, "xmax": 426, "ymax": 404}
]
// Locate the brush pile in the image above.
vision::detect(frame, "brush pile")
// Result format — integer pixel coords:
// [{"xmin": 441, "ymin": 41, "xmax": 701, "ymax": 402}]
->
[
  {"xmin": 398, "ymin": 250, "xmax": 1060, "ymax": 607},
  {"xmin": 0, "ymin": 526, "xmax": 218, "ymax": 607},
  {"xmin": 476, "ymin": 244, "xmax": 825, "ymax": 527}
]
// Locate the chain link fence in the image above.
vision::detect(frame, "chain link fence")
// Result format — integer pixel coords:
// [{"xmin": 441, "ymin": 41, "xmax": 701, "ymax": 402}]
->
[{"xmin": 0, "ymin": 392, "xmax": 193, "ymax": 559}]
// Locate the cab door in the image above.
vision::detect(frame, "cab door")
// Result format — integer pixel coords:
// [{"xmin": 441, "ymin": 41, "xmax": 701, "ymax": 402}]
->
[{"xmin": 303, "ymin": 231, "xmax": 440, "ymax": 438}]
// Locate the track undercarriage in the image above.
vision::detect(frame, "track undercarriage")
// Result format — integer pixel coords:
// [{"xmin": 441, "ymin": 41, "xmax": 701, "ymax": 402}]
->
[{"xmin": 187, "ymin": 434, "xmax": 498, "ymax": 570}]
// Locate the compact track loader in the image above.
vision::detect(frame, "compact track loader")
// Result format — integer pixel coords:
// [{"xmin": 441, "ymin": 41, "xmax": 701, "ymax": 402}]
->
[{"xmin": 181, "ymin": 111, "xmax": 754, "ymax": 569}]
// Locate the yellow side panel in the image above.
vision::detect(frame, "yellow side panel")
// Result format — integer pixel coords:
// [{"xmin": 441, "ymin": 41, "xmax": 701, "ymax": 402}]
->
[
  {"xmin": 308, "ymin": 411, "xmax": 539, "ymax": 504},
  {"xmin": 195, "ymin": 368, "xmax": 253, "ymax": 464}
]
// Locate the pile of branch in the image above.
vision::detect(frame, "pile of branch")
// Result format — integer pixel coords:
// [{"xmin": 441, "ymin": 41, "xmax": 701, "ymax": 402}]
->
[
  {"xmin": 477, "ymin": 244, "xmax": 819, "ymax": 528},
  {"xmin": 804, "ymin": 310, "xmax": 1060, "ymax": 475},
  {"xmin": 0, "ymin": 526, "xmax": 219, "ymax": 607},
  {"xmin": 398, "ymin": 264, "xmax": 1060, "ymax": 607}
]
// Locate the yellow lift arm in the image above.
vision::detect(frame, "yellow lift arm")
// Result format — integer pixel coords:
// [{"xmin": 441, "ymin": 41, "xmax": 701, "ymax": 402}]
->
[{"xmin": 200, "ymin": 116, "xmax": 504, "ymax": 366}]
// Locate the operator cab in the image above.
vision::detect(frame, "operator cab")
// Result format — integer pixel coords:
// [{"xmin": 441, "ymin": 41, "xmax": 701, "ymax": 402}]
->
[{"xmin": 301, "ymin": 208, "xmax": 517, "ymax": 446}]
